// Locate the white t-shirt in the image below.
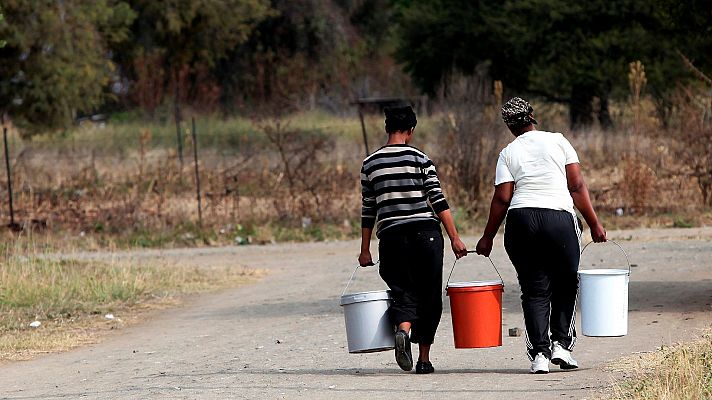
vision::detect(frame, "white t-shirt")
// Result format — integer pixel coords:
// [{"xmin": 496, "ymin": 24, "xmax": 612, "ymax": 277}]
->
[{"xmin": 494, "ymin": 130, "xmax": 579, "ymax": 214}]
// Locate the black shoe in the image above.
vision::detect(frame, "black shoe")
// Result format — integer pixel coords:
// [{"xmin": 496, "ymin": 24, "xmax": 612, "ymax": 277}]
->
[
  {"xmin": 416, "ymin": 361, "xmax": 435, "ymax": 374},
  {"xmin": 394, "ymin": 330, "xmax": 413, "ymax": 371}
]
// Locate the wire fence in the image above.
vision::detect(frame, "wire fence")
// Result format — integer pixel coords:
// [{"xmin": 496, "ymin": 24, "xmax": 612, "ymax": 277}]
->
[
  {"xmin": 0, "ymin": 120, "xmax": 368, "ymax": 233},
  {"xmin": 2, "ymin": 110, "xmax": 710, "ymax": 234}
]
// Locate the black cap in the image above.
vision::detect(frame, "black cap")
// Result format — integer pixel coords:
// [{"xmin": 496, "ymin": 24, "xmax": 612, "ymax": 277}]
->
[{"xmin": 385, "ymin": 106, "xmax": 417, "ymax": 133}]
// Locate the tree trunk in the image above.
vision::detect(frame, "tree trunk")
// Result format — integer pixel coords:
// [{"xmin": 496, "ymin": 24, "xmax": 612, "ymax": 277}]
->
[
  {"xmin": 569, "ymin": 85, "xmax": 594, "ymax": 129},
  {"xmin": 598, "ymin": 94, "xmax": 613, "ymax": 129}
]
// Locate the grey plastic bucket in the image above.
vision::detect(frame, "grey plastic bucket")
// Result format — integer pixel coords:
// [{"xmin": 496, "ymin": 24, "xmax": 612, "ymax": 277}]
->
[
  {"xmin": 340, "ymin": 290, "xmax": 394, "ymax": 353},
  {"xmin": 578, "ymin": 241, "xmax": 631, "ymax": 337}
]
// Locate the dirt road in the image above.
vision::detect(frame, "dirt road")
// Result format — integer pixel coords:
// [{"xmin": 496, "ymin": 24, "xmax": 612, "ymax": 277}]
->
[{"xmin": 1, "ymin": 228, "xmax": 711, "ymax": 399}]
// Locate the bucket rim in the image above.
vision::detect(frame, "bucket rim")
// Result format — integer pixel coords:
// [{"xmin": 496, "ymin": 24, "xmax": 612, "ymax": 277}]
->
[
  {"xmin": 578, "ymin": 268, "xmax": 629, "ymax": 276},
  {"xmin": 447, "ymin": 280, "xmax": 503, "ymax": 288},
  {"xmin": 340, "ymin": 289, "xmax": 391, "ymax": 306}
]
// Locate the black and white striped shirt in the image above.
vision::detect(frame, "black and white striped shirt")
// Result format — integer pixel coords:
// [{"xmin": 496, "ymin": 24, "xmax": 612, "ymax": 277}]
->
[{"xmin": 361, "ymin": 144, "xmax": 449, "ymax": 237}]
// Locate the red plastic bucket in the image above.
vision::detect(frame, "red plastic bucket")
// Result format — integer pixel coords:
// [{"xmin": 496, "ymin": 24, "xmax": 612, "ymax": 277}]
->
[{"xmin": 446, "ymin": 280, "xmax": 504, "ymax": 348}]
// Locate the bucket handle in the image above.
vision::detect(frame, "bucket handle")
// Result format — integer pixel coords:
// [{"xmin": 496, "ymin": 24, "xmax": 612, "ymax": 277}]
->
[
  {"xmin": 341, "ymin": 261, "xmax": 380, "ymax": 297},
  {"xmin": 445, "ymin": 251, "xmax": 504, "ymax": 291},
  {"xmin": 580, "ymin": 240, "xmax": 631, "ymax": 275}
]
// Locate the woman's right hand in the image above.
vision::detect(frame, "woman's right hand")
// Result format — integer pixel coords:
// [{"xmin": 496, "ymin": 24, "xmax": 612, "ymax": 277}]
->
[
  {"xmin": 451, "ymin": 237, "xmax": 468, "ymax": 259},
  {"xmin": 591, "ymin": 223, "xmax": 607, "ymax": 243},
  {"xmin": 475, "ymin": 236, "xmax": 493, "ymax": 257}
]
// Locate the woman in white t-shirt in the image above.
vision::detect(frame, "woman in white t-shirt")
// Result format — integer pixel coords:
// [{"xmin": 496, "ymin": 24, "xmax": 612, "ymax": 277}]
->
[{"xmin": 475, "ymin": 97, "xmax": 606, "ymax": 374}]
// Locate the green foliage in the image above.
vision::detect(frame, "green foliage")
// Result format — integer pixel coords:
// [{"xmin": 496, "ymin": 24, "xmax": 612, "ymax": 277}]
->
[
  {"xmin": 509, "ymin": 0, "xmax": 663, "ymax": 126},
  {"xmin": 0, "ymin": 0, "xmax": 273, "ymax": 135},
  {"xmin": 112, "ymin": 0, "xmax": 274, "ymax": 115},
  {"xmin": 672, "ymin": 217, "xmax": 694, "ymax": 228},
  {"xmin": 217, "ymin": 0, "xmax": 393, "ymax": 109},
  {"xmin": 393, "ymin": 0, "xmax": 512, "ymax": 96},
  {"xmin": 2, "ymin": 0, "xmax": 710, "ymax": 133},
  {"xmin": 0, "ymin": 0, "xmax": 136, "ymax": 135},
  {"xmin": 123, "ymin": 0, "xmax": 273, "ymax": 68},
  {"xmin": 0, "ymin": 1, "xmax": 406, "ymax": 130},
  {"xmin": 0, "ymin": 9, "xmax": 6, "ymax": 48},
  {"xmin": 393, "ymin": 0, "xmax": 712, "ymax": 127}
]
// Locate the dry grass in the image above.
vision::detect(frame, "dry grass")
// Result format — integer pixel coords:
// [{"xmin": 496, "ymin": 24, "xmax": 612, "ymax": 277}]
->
[
  {"xmin": 0, "ymin": 91, "xmax": 710, "ymax": 247},
  {"xmin": 0, "ymin": 303, "xmax": 169, "ymax": 362},
  {"xmin": 604, "ymin": 330, "xmax": 712, "ymax": 400},
  {"xmin": 0, "ymin": 243, "xmax": 261, "ymax": 362},
  {"xmin": 2, "ymin": 111, "xmax": 371, "ymax": 246}
]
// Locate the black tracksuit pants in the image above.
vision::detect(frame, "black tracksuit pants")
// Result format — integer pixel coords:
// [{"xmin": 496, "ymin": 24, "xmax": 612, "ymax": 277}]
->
[
  {"xmin": 504, "ymin": 208, "xmax": 581, "ymax": 360},
  {"xmin": 378, "ymin": 221, "xmax": 444, "ymax": 344}
]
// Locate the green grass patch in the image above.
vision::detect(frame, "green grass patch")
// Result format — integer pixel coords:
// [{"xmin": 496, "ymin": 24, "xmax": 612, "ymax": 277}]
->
[
  {"xmin": 672, "ymin": 217, "xmax": 694, "ymax": 228},
  {"xmin": 57, "ymin": 220, "xmax": 362, "ymax": 250},
  {"xmin": 0, "ymin": 255, "xmax": 254, "ymax": 331},
  {"xmin": 16, "ymin": 110, "xmax": 442, "ymax": 155},
  {"xmin": 0, "ymin": 247, "xmax": 258, "ymax": 360}
]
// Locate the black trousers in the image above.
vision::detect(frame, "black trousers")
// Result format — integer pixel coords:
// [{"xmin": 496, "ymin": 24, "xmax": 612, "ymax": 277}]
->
[
  {"xmin": 504, "ymin": 208, "xmax": 581, "ymax": 360},
  {"xmin": 378, "ymin": 222, "xmax": 444, "ymax": 344}
]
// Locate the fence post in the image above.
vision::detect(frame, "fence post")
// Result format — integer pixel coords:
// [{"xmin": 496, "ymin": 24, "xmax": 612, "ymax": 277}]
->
[
  {"xmin": 358, "ymin": 105, "xmax": 370, "ymax": 156},
  {"xmin": 174, "ymin": 80, "xmax": 184, "ymax": 169},
  {"xmin": 191, "ymin": 117, "xmax": 202, "ymax": 227},
  {"xmin": 2, "ymin": 119, "xmax": 16, "ymax": 229}
]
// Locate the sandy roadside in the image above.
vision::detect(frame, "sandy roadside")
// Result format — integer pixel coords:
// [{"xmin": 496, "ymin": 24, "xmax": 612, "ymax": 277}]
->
[{"xmin": 0, "ymin": 228, "xmax": 710, "ymax": 399}]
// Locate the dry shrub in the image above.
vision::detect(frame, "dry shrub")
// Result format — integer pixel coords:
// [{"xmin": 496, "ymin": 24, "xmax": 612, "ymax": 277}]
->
[
  {"xmin": 0, "ymin": 122, "xmax": 361, "ymax": 243},
  {"xmin": 3, "ymin": 86, "xmax": 712, "ymax": 243},
  {"xmin": 669, "ymin": 86, "xmax": 712, "ymax": 206},
  {"xmin": 620, "ymin": 155, "xmax": 656, "ymax": 213},
  {"xmin": 435, "ymin": 70, "xmax": 507, "ymax": 216},
  {"xmin": 258, "ymin": 119, "xmax": 356, "ymax": 223}
]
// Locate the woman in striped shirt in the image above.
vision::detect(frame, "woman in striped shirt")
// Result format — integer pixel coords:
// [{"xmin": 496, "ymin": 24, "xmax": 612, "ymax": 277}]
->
[{"xmin": 358, "ymin": 106, "xmax": 467, "ymax": 374}]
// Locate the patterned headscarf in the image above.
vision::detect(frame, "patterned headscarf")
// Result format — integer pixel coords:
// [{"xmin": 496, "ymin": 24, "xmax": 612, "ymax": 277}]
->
[{"xmin": 501, "ymin": 97, "xmax": 538, "ymax": 128}]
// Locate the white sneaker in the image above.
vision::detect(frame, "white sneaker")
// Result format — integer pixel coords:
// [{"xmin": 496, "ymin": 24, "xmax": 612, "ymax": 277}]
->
[
  {"xmin": 530, "ymin": 353, "xmax": 550, "ymax": 374},
  {"xmin": 551, "ymin": 341, "xmax": 579, "ymax": 370}
]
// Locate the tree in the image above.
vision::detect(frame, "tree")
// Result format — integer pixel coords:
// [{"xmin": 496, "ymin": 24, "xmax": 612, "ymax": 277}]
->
[
  {"xmin": 508, "ymin": 0, "xmax": 660, "ymax": 128},
  {"xmin": 216, "ymin": 0, "xmax": 401, "ymax": 111},
  {"xmin": 123, "ymin": 0, "xmax": 273, "ymax": 68},
  {"xmin": 0, "ymin": 0, "xmax": 135, "ymax": 135},
  {"xmin": 393, "ymin": 0, "xmax": 712, "ymax": 128},
  {"xmin": 393, "ymin": 0, "xmax": 521, "ymax": 96},
  {"xmin": 646, "ymin": 0, "xmax": 712, "ymax": 124},
  {"xmin": 116, "ymin": 0, "xmax": 273, "ymax": 112},
  {"xmin": 0, "ymin": 9, "xmax": 6, "ymax": 48}
]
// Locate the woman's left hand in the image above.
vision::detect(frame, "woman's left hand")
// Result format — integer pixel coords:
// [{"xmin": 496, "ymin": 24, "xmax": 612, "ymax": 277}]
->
[
  {"xmin": 590, "ymin": 223, "xmax": 607, "ymax": 243},
  {"xmin": 475, "ymin": 236, "xmax": 493, "ymax": 257},
  {"xmin": 358, "ymin": 250, "xmax": 374, "ymax": 267}
]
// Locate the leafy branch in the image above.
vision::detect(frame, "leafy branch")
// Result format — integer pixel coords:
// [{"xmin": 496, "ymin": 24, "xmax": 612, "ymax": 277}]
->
[{"xmin": 0, "ymin": 9, "xmax": 6, "ymax": 48}]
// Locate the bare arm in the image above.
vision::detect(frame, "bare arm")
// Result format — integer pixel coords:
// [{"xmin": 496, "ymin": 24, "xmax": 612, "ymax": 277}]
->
[
  {"xmin": 476, "ymin": 182, "xmax": 514, "ymax": 256},
  {"xmin": 358, "ymin": 165, "xmax": 377, "ymax": 266},
  {"xmin": 421, "ymin": 154, "xmax": 467, "ymax": 258},
  {"xmin": 566, "ymin": 163, "xmax": 606, "ymax": 242},
  {"xmin": 437, "ymin": 209, "xmax": 468, "ymax": 259},
  {"xmin": 359, "ymin": 228, "xmax": 374, "ymax": 266}
]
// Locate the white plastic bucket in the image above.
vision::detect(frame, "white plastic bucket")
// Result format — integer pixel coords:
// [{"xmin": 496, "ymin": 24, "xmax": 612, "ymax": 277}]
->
[
  {"xmin": 340, "ymin": 290, "xmax": 395, "ymax": 353},
  {"xmin": 578, "ymin": 241, "xmax": 631, "ymax": 337}
]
